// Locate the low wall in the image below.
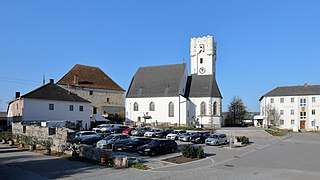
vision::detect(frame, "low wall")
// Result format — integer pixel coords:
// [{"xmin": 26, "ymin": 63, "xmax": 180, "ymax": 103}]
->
[{"xmin": 12, "ymin": 122, "xmax": 73, "ymax": 152}]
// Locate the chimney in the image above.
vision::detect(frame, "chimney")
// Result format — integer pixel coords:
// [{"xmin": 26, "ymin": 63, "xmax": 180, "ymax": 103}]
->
[
  {"xmin": 73, "ymin": 75, "xmax": 79, "ymax": 85},
  {"xmin": 50, "ymin": 79, "xmax": 54, "ymax": 83},
  {"xmin": 15, "ymin": 92, "xmax": 20, "ymax": 98},
  {"xmin": 304, "ymin": 83, "xmax": 308, "ymax": 87}
]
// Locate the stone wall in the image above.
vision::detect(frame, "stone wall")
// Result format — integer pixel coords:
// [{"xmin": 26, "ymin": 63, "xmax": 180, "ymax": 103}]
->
[{"xmin": 12, "ymin": 122, "xmax": 73, "ymax": 152}]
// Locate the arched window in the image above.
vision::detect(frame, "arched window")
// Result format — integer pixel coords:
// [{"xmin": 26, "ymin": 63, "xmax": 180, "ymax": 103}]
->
[
  {"xmin": 133, "ymin": 102, "xmax": 139, "ymax": 111},
  {"xmin": 213, "ymin": 101, "xmax": 217, "ymax": 115},
  {"xmin": 149, "ymin": 102, "xmax": 155, "ymax": 111},
  {"xmin": 168, "ymin": 102, "xmax": 174, "ymax": 117},
  {"xmin": 200, "ymin": 101, "xmax": 206, "ymax": 115}
]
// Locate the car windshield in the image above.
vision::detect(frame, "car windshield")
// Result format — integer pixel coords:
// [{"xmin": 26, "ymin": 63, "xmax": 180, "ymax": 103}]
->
[
  {"xmin": 210, "ymin": 135, "xmax": 219, "ymax": 138},
  {"xmin": 104, "ymin": 135, "xmax": 116, "ymax": 140},
  {"xmin": 148, "ymin": 140, "xmax": 161, "ymax": 146}
]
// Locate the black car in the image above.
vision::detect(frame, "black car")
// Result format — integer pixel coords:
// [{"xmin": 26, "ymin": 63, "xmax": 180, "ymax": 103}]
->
[
  {"xmin": 79, "ymin": 133, "xmax": 105, "ymax": 145},
  {"xmin": 137, "ymin": 139, "xmax": 178, "ymax": 156},
  {"xmin": 122, "ymin": 138, "xmax": 153, "ymax": 152},
  {"xmin": 155, "ymin": 129, "xmax": 174, "ymax": 138},
  {"xmin": 190, "ymin": 132, "xmax": 211, "ymax": 144}
]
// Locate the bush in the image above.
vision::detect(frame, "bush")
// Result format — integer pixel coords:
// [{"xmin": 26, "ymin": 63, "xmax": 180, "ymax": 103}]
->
[
  {"xmin": 40, "ymin": 138, "xmax": 53, "ymax": 149},
  {"xmin": 236, "ymin": 136, "xmax": 250, "ymax": 144},
  {"xmin": 0, "ymin": 131, "xmax": 12, "ymax": 141},
  {"xmin": 181, "ymin": 144, "xmax": 204, "ymax": 158},
  {"xmin": 130, "ymin": 163, "xmax": 148, "ymax": 170}
]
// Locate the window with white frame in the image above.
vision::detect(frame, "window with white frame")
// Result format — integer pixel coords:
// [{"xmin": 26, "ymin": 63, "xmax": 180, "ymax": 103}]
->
[
  {"xmin": 270, "ymin": 98, "xmax": 274, "ymax": 103},
  {"xmin": 312, "ymin": 97, "xmax": 316, "ymax": 103},
  {"xmin": 79, "ymin": 106, "xmax": 83, "ymax": 112},
  {"xmin": 291, "ymin": 97, "xmax": 295, "ymax": 103},
  {"xmin": 290, "ymin": 109, "xmax": 294, "ymax": 115},
  {"xmin": 312, "ymin": 109, "xmax": 316, "ymax": 115},
  {"xmin": 280, "ymin": 98, "xmax": 284, "ymax": 103},
  {"xmin": 200, "ymin": 101, "xmax": 206, "ymax": 115},
  {"xmin": 311, "ymin": 120, "xmax": 315, "ymax": 127},
  {"xmin": 149, "ymin": 102, "xmax": 155, "ymax": 111},
  {"xmin": 291, "ymin": 119, "xmax": 294, "ymax": 125},
  {"xmin": 300, "ymin": 98, "xmax": 306, "ymax": 107},
  {"xmin": 280, "ymin": 119, "xmax": 284, "ymax": 125},
  {"xmin": 168, "ymin": 102, "xmax": 174, "ymax": 117},
  {"xmin": 49, "ymin": 103, "xmax": 54, "ymax": 110},
  {"xmin": 69, "ymin": 105, "xmax": 74, "ymax": 111},
  {"xmin": 300, "ymin": 112, "xmax": 306, "ymax": 119},
  {"xmin": 280, "ymin": 110, "xmax": 284, "ymax": 115},
  {"xmin": 133, "ymin": 102, "xmax": 139, "ymax": 111}
]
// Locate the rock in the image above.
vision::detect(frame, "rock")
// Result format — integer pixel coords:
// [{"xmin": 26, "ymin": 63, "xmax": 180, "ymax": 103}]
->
[
  {"xmin": 113, "ymin": 156, "xmax": 129, "ymax": 168},
  {"xmin": 79, "ymin": 145, "xmax": 111, "ymax": 162}
]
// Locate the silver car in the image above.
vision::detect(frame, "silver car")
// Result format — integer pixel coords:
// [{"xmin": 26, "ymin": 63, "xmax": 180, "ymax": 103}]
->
[
  {"xmin": 205, "ymin": 133, "xmax": 228, "ymax": 146},
  {"xmin": 96, "ymin": 134, "xmax": 131, "ymax": 149}
]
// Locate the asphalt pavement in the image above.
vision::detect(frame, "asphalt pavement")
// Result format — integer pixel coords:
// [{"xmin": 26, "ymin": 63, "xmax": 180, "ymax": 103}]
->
[{"xmin": 1, "ymin": 132, "xmax": 320, "ymax": 180}]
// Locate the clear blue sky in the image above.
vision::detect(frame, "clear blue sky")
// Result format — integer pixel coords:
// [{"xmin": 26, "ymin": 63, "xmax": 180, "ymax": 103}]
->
[{"xmin": 1, "ymin": 0, "xmax": 320, "ymax": 112}]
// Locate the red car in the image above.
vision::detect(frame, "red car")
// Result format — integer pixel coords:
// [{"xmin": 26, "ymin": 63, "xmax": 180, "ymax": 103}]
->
[{"xmin": 122, "ymin": 128, "xmax": 135, "ymax": 135}]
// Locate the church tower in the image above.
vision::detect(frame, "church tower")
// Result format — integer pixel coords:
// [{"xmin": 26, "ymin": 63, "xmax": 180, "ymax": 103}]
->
[{"xmin": 190, "ymin": 35, "xmax": 217, "ymax": 76}]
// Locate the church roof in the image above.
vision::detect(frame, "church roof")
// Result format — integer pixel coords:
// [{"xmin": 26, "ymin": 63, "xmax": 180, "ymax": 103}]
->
[
  {"xmin": 57, "ymin": 64, "xmax": 125, "ymax": 92},
  {"xmin": 126, "ymin": 64, "xmax": 186, "ymax": 98},
  {"xmin": 260, "ymin": 84, "xmax": 320, "ymax": 100},
  {"xmin": 185, "ymin": 75, "xmax": 222, "ymax": 98},
  {"xmin": 21, "ymin": 81, "xmax": 90, "ymax": 102}
]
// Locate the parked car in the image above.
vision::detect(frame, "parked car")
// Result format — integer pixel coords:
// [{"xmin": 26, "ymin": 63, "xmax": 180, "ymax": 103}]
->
[
  {"xmin": 155, "ymin": 129, "xmax": 174, "ymax": 138},
  {"xmin": 79, "ymin": 133, "xmax": 105, "ymax": 145},
  {"xmin": 122, "ymin": 137, "xmax": 153, "ymax": 152},
  {"xmin": 75, "ymin": 131, "xmax": 97, "ymax": 139},
  {"xmin": 137, "ymin": 139, "xmax": 178, "ymax": 156},
  {"xmin": 92, "ymin": 124, "xmax": 110, "ymax": 133},
  {"xmin": 144, "ymin": 129, "xmax": 161, "ymax": 138},
  {"xmin": 122, "ymin": 128, "xmax": 135, "ymax": 135},
  {"xmin": 110, "ymin": 125, "xmax": 129, "ymax": 134},
  {"xmin": 205, "ymin": 133, "xmax": 228, "ymax": 146},
  {"xmin": 178, "ymin": 132, "xmax": 197, "ymax": 142},
  {"xmin": 96, "ymin": 134, "xmax": 131, "ymax": 149},
  {"xmin": 190, "ymin": 132, "xmax": 211, "ymax": 144},
  {"xmin": 131, "ymin": 127, "xmax": 152, "ymax": 136},
  {"xmin": 166, "ymin": 130, "xmax": 187, "ymax": 140}
]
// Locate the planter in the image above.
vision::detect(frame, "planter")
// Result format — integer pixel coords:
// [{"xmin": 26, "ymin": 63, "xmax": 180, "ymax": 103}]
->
[
  {"xmin": 1, "ymin": 139, "xmax": 7, "ymax": 144},
  {"xmin": 71, "ymin": 151, "xmax": 79, "ymax": 159},
  {"xmin": 8, "ymin": 140, "xmax": 14, "ymax": 146},
  {"xmin": 101, "ymin": 157, "xmax": 109, "ymax": 165},
  {"xmin": 29, "ymin": 144, "xmax": 36, "ymax": 151},
  {"xmin": 44, "ymin": 148, "xmax": 51, "ymax": 155},
  {"xmin": 19, "ymin": 143, "xmax": 25, "ymax": 149}
]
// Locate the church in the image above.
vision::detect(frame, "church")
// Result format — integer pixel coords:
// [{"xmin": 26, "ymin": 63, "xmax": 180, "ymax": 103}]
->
[{"xmin": 126, "ymin": 35, "xmax": 222, "ymax": 128}]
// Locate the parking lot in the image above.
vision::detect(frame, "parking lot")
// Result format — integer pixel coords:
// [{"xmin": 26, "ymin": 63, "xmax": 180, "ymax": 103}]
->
[{"xmin": 1, "ymin": 132, "xmax": 320, "ymax": 180}]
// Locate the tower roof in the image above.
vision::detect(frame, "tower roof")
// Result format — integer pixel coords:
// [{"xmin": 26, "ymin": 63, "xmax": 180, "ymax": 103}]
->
[{"xmin": 185, "ymin": 75, "xmax": 222, "ymax": 98}]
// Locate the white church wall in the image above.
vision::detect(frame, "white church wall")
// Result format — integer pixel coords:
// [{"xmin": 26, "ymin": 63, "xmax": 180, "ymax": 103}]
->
[
  {"xmin": 189, "ymin": 97, "xmax": 222, "ymax": 127},
  {"xmin": 126, "ymin": 96, "xmax": 190, "ymax": 126}
]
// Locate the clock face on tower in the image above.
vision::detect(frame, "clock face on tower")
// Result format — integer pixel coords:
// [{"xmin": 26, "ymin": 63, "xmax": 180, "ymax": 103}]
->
[{"xmin": 199, "ymin": 67, "xmax": 206, "ymax": 74}]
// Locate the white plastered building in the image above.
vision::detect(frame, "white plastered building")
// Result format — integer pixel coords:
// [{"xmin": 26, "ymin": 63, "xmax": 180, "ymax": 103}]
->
[
  {"xmin": 126, "ymin": 35, "xmax": 222, "ymax": 127},
  {"xmin": 257, "ymin": 84, "xmax": 320, "ymax": 131}
]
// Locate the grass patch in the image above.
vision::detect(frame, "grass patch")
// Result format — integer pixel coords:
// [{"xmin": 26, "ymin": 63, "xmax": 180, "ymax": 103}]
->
[
  {"xmin": 130, "ymin": 163, "xmax": 149, "ymax": 170},
  {"xmin": 265, "ymin": 129, "xmax": 285, "ymax": 136}
]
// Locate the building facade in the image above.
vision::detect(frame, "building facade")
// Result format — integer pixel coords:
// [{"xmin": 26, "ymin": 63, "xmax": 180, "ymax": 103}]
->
[
  {"xmin": 126, "ymin": 35, "xmax": 222, "ymax": 127},
  {"xmin": 258, "ymin": 84, "xmax": 320, "ymax": 131},
  {"xmin": 57, "ymin": 64, "xmax": 125, "ymax": 123},
  {"xmin": 7, "ymin": 80, "xmax": 91, "ymax": 129}
]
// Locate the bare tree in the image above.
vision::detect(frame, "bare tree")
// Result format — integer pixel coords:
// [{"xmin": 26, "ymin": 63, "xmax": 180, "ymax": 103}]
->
[{"xmin": 264, "ymin": 104, "xmax": 281, "ymax": 128}]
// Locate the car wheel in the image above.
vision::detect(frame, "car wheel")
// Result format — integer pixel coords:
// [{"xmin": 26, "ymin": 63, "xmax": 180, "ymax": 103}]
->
[
  {"xmin": 225, "ymin": 140, "xmax": 228, "ymax": 145},
  {"xmin": 215, "ymin": 141, "xmax": 219, "ymax": 146},
  {"xmin": 150, "ymin": 151, "xmax": 156, "ymax": 156}
]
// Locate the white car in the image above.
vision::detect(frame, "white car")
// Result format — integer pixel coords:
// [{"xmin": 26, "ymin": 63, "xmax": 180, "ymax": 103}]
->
[
  {"xmin": 144, "ymin": 129, "xmax": 160, "ymax": 138},
  {"xmin": 92, "ymin": 124, "xmax": 110, "ymax": 133},
  {"xmin": 166, "ymin": 130, "xmax": 187, "ymax": 140}
]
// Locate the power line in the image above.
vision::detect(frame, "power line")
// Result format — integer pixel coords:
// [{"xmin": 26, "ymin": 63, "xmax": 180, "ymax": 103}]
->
[
  {"xmin": 0, "ymin": 76, "xmax": 42, "ymax": 83},
  {"xmin": 0, "ymin": 79, "xmax": 41, "ymax": 86}
]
